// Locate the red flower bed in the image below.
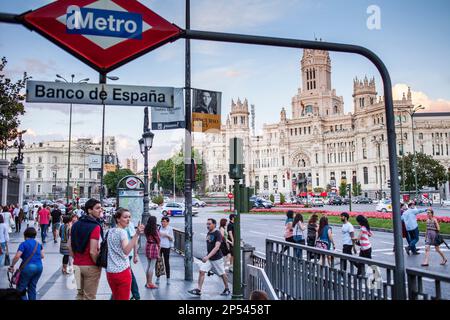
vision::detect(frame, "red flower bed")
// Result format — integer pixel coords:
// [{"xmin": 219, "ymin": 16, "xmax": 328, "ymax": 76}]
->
[{"xmin": 249, "ymin": 208, "xmax": 450, "ymax": 223}]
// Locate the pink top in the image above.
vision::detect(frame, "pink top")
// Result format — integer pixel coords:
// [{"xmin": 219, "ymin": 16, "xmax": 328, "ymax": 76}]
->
[
  {"xmin": 359, "ymin": 226, "xmax": 372, "ymax": 250},
  {"xmin": 38, "ymin": 208, "xmax": 51, "ymax": 225}
]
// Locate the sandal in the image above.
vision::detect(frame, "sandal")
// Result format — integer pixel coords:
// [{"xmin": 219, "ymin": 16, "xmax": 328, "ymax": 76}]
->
[
  {"xmin": 440, "ymin": 259, "xmax": 448, "ymax": 266},
  {"xmin": 145, "ymin": 283, "xmax": 158, "ymax": 289}
]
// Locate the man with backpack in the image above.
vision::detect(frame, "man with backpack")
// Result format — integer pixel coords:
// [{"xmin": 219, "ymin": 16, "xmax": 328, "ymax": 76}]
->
[{"xmin": 68, "ymin": 198, "xmax": 104, "ymax": 300}]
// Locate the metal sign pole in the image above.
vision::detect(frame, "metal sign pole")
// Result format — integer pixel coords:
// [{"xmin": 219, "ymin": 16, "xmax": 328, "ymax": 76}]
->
[
  {"xmin": 99, "ymin": 72, "xmax": 106, "ymax": 202},
  {"xmin": 184, "ymin": 0, "xmax": 193, "ymax": 282}
]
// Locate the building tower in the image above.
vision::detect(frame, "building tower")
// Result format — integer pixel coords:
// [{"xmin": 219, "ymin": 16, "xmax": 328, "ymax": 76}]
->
[
  {"xmin": 353, "ymin": 76, "xmax": 377, "ymax": 112},
  {"xmin": 230, "ymin": 98, "xmax": 250, "ymax": 129},
  {"xmin": 301, "ymin": 49, "xmax": 332, "ymax": 93}
]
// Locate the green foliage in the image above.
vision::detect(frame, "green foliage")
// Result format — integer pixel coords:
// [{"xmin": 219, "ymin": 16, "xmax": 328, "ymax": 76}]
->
[
  {"xmin": 352, "ymin": 182, "xmax": 362, "ymax": 196},
  {"xmin": 339, "ymin": 181, "xmax": 347, "ymax": 197},
  {"xmin": 270, "ymin": 194, "xmax": 274, "ymax": 203},
  {"xmin": 151, "ymin": 148, "xmax": 203, "ymax": 193},
  {"xmin": 151, "ymin": 195, "xmax": 163, "ymax": 205},
  {"xmin": 280, "ymin": 193, "xmax": 285, "ymax": 204},
  {"xmin": 398, "ymin": 153, "xmax": 447, "ymax": 190},
  {"xmin": 0, "ymin": 57, "xmax": 29, "ymax": 158},
  {"xmin": 103, "ymin": 168, "xmax": 134, "ymax": 197}
]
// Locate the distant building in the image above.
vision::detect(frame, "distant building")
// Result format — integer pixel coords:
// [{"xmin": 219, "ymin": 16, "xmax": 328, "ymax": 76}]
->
[
  {"xmin": 6, "ymin": 136, "xmax": 118, "ymax": 200},
  {"xmin": 194, "ymin": 49, "xmax": 450, "ymax": 199},
  {"xmin": 125, "ymin": 157, "xmax": 138, "ymax": 173}
]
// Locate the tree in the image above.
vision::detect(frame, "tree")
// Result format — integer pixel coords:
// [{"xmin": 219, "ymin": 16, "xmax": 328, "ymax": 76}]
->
[
  {"xmin": 103, "ymin": 168, "xmax": 134, "ymax": 197},
  {"xmin": 352, "ymin": 182, "xmax": 362, "ymax": 196},
  {"xmin": 0, "ymin": 57, "xmax": 29, "ymax": 158},
  {"xmin": 398, "ymin": 153, "xmax": 447, "ymax": 191},
  {"xmin": 339, "ymin": 181, "xmax": 347, "ymax": 197}
]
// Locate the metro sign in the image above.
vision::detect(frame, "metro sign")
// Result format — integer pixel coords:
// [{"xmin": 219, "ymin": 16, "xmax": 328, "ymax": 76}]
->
[{"xmin": 23, "ymin": 0, "xmax": 182, "ymax": 73}]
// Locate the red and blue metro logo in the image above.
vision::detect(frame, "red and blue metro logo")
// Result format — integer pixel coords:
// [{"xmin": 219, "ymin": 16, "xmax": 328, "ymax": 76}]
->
[{"xmin": 23, "ymin": 0, "xmax": 182, "ymax": 73}]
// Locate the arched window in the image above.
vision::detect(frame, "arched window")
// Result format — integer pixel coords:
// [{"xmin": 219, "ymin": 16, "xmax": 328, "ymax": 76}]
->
[
  {"xmin": 363, "ymin": 167, "xmax": 369, "ymax": 185},
  {"xmin": 305, "ymin": 105, "xmax": 313, "ymax": 114},
  {"xmin": 334, "ymin": 105, "xmax": 338, "ymax": 114},
  {"xmin": 298, "ymin": 159, "xmax": 306, "ymax": 168}
]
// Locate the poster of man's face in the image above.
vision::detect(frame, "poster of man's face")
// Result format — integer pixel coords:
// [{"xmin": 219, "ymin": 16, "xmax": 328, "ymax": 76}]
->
[{"xmin": 192, "ymin": 89, "xmax": 220, "ymax": 115}]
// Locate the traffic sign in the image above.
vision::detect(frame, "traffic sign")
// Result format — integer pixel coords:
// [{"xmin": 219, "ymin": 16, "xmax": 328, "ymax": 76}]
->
[
  {"xmin": 126, "ymin": 177, "xmax": 139, "ymax": 189},
  {"xmin": 22, "ymin": 0, "xmax": 182, "ymax": 73},
  {"xmin": 228, "ymin": 193, "xmax": 234, "ymax": 200}
]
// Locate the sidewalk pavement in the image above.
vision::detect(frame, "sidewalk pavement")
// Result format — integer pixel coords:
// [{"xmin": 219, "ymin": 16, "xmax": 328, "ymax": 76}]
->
[{"xmin": 0, "ymin": 222, "xmax": 231, "ymax": 300}]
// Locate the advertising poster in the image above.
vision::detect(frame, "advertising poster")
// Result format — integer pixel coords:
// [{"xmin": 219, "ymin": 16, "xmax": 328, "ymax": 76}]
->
[{"xmin": 192, "ymin": 89, "xmax": 222, "ymax": 132}]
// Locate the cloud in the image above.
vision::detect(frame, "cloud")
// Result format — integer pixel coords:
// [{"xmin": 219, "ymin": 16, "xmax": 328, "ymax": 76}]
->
[
  {"xmin": 192, "ymin": 0, "xmax": 300, "ymax": 31},
  {"xmin": 24, "ymin": 102, "xmax": 102, "ymax": 115},
  {"xmin": 392, "ymin": 83, "xmax": 450, "ymax": 113},
  {"xmin": 7, "ymin": 58, "xmax": 58, "ymax": 78}
]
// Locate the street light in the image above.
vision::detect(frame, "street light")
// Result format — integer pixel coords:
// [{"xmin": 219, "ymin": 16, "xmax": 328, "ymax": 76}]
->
[
  {"xmin": 55, "ymin": 74, "xmax": 89, "ymax": 205},
  {"xmin": 99, "ymin": 74, "xmax": 119, "ymax": 203},
  {"xmin": 51, "ymin": 164, "xmax": 58, "ymax": 200},
  {"xmin": 139, "ymin": 121, "xmax": 154, "ymax": 226},
  {"xmin": 12, "ymin": 130, "xmax": 26, "ymax": 165},
  {"xmin": 406, "ymin": 104, "xmax": 425, "ymax": 201},
  {"xmin": 372, "ymin": 134, "xmax": 384, "ymax": 200}
]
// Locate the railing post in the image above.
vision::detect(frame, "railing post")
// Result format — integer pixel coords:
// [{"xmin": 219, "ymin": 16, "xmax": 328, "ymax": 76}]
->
[{"xmin": 242, "ymin": 242, "xmax": 255, "ymax": 299}]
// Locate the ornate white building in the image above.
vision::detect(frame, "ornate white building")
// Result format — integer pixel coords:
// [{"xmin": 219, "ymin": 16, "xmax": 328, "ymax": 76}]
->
[
  {"xmin": 6, "ymin": 136, "xmax": 118, "ymax": 200},
  {"xmin": 194, "ymin": 49, "xmax": 450, "ymax": 199}
]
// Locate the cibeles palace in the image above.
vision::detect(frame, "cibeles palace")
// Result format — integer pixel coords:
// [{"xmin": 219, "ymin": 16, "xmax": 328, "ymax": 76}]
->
[{"xmin": 193, "ymin": 49, "xmax": 450, "ymax": 199}]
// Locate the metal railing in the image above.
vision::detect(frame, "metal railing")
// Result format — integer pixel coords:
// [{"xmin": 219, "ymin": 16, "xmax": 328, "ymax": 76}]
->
[
  {"xmin": 246, "ymin": 265, "xmax": 279, "ymax": 300},
  {"xmin": 173, "ymin": 227, "xmax": 185, "ymax": 255},
  {"xmin": 244, "ymin": 238, "xmax": 450, "ymax": 300}
]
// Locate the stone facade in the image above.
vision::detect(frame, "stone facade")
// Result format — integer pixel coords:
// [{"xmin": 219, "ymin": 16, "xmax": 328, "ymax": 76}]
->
[
  {"xmin": 194, "ymin": 50, "xmax": 450, "ymax": 199},
  {"xmin": 6, "ymin": 136, "xmax": 118, "ymax": 200}
]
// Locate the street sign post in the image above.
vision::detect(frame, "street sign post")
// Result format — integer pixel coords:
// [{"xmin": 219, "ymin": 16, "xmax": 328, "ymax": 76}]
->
[
  {"xmin": 228, "ymin": 192, "xmax": 234, "ymax": 212},
  {"xmin": 26, "ymin": 81, "xmax": 175, "ymax": 107},
  {"xmin": 22, "ymin": 0, "xmax": 182, "ymax": 73}
]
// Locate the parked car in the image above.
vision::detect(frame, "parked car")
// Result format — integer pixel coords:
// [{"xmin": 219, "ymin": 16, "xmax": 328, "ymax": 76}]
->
[
  {"xmin": 376, "ymin": 199, "xmax": 392, "ymax": 212},
  {"xmin": 355, "ymin": 197, "xmax": 373, "ymax": 204},
  {"xmin": 252, "ymin": 197, "xmax": 273, "ymax": 209},
  {"xmin": 192, "ymin": 198, "xmax": 206, "ymax": 207},
  {"xmin": 149, "ymin": 201, "xmax": 159, "ymax": 210},
  {"xmin": 161, "ymin": 202, "xmax": 199, "ymax": 217},
  {"xmin": 311, "ymin": 197, "xmax": 325, "ymax": 207},
  {"xmin": 342, "ymin": 197, "xmax": 350, "ymax": 205},
  {"xmin": 441, "ymin": 199, "xmax": 450, "ymax": 207},
  {"xmin": 328, "ymin": 196, "xmax": 343, "ymax": 205}
]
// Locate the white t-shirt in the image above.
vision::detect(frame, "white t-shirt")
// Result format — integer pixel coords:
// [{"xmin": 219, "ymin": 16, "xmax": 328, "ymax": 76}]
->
[
  {"xmin": 106, "ymin": 228, "xmax": 130, "ymax": 273},
  {"xmin": 342, "ymin": 222, "xmax": 355, "ymax": 246},
  {"xmin": 159, "ymin": 225, "xmax": 174, "ymax": 249}
]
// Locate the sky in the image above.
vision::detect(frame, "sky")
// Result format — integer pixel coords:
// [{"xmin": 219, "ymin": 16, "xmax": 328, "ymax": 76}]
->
[{"xmin": 1, "ymin": 0, "xmax": 449, "ymax": 170}]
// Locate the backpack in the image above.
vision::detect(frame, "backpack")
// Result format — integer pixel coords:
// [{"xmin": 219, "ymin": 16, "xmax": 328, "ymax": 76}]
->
[{"xmin": 96, "ymin": 231, "xmax": 109, "ymax": 268}]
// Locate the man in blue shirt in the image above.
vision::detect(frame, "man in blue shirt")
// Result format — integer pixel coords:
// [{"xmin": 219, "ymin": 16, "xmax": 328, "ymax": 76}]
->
[{"xmin": 401, "ymin": 202, "xmax": 428, "ymax": 255}]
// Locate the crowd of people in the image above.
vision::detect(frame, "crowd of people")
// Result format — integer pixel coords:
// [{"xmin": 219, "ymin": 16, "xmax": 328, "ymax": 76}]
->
[
  {"xmin": 0, "ymin": 198, "xmax": 448, "ymax": 300},
  {"xmin": 282, "ymin": 201, "xmax": 448, "ymax": 275}
]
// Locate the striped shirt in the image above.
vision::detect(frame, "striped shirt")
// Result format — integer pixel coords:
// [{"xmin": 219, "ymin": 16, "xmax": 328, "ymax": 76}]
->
[{"xmin": 359, "ymin": 226, "xmax": 372, "ymax": 251}]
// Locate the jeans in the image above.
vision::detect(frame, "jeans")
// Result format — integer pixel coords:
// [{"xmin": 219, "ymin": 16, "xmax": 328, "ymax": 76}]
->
[
  {"xmin": 357, "ymin": 248, "xmax": 372, "ymax": 276},
  {"xmin": 129, "ymin": 257, "xmax": 140, "ymax": 299},
  {"xmin": 293, "ymin": 239, "xmax": 305, "ymax": 258},
  {"xmin": 341, "ymin": 244, "xmax": 353, "ymax": 271},
  {"xmin": 160, "ymin": 247, "xmax": 171, "ymax": 278},
  {"xmin": 407, "ymin": 228, "xmax": 420, "ymax": 253},
  {"xmin": 17, "ymin": 263, "xmax": 43, "ymax": 300},
  {"xmin": 0, "ymin": 242, "xmax": 7, "ymax": 266},
  {"xmin": 40, "ymin": 224, "xmax": 48, "ymax": 242}
]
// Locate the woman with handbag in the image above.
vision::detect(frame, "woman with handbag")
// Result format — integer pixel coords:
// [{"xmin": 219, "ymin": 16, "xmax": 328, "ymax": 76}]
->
[
  {"xmin": 8, "ymin": 227, "xmax": 44, "ymax": 300},
  {"xmin": 59, "ymin": 215, "xmax": 73, "ymax": 274},
  {"xmin": 219, "ymin": 218, "xmax": 231, "ymax": 270},
  {"xmin": 315, "ymin": 216, "xmax": 335, "ymax": 266},
  {"xmin": 157, "ymin": 216, "xmax": 174, "ymax": 285},
  {"xmin": 106, "ymin": 208, "xmax": 144, "ymax": 300},
  {"xmin": 292, "ymin": 213, "xmax": 306, "ymax": 258},
  {"xmin": 0, "ymin": 215, "xmax": 10, "ymax": 266},
  {"xmin": 421, "ymin": 209, "xmax": 447, "ymax": 267},
  {"xmin": 144, "ymin": 216, "xmax": 161, "ymax": 289}
]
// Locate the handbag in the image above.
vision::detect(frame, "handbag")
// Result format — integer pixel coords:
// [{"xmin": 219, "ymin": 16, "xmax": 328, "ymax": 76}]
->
[
  {"xmin": 435, "ymin": 233, "xmax": 445, "ymax": 246},
  {"xmin": 155, "ymin": 255, "xmax": 166, "ymax": 277},
  {"xmin": 12, "ymin": 241, "xmax": 39, "ymax": 286},
  {"xmin": 96, "ymin": 231, "xmax": 109, "ymax": 268},
  {"xmin": 4, "ymin": 253, "xmax": 11, "ymax": 266}
]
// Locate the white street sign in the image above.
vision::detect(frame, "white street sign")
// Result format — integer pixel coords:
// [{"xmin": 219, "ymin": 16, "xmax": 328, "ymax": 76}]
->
[{"xmin": 26, "ymin": 80, "xmax": 174, "ymax": 107}]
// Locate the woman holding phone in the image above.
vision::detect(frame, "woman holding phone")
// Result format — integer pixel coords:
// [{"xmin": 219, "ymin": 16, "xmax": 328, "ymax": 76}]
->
[{"xmin": 106, "ymin": 208, "xmax": 144, "ymax": 300}]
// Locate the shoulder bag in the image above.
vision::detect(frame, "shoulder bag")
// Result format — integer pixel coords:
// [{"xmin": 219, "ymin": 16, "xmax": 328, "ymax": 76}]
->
[{"xmin": 11, "ymin": 241, "xmax": 39, "ymax": 286}]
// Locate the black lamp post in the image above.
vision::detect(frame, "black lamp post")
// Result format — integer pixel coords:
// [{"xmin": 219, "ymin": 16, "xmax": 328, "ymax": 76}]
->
[
  {"xmin": 13, "ymin": 130, "xmax": 26, "ymax": 165},
  {"xmin": 139, "ymin": 124, "xmax": 154, "ymax": 226},
  {"xmin": 406, "ymin": 104, "xmax": 425, "ymax": 201}
]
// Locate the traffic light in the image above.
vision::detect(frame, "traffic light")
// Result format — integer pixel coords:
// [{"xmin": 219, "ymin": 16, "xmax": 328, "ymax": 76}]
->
[
  {"xmin": 346, "ymin": 184, "xmax": 351, "ymax": 192},
  {"xmin": 387, "ymin": 179, "xmax": 391, "ymax": 188}
]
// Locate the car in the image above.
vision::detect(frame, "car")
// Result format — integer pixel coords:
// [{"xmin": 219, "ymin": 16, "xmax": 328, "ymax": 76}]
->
[
  {"xmin": 163, "ymin": 196, "xmax": 171, "ymax": 204},
  {"xmin": 149, "ymin": 201, "xmax": 159, "ymax": 210},
  {"xmin": 311, "ymin": 197, "xmax": 325, "ymax": 207},
  {"xmin": 252, "ymin": 197, "xmax": 273, "ymax": 209},
  {"xmin": 192, "ymin": 198, "xmax": 206, "ymax": 207},
  {"xmin": 328, "ymin": 196, "xmax": 343, "ymax": 205},
  {"xmin": 342, "ymin": 198, "xmax": 350, "ymax": 205},
  {"xmin": 376, "ymin": 199, "xmax": 392, "ymax": 212},
  {"xmin": 161, "ymin": 202, "xmax": 199, "ymax": 217},
  {"xmin": 355, "ymin": 197, "xmax": 373, "ymax": 204},
  {"xmin": 441, "ymin": 199, "xmax": 450, "ymax": 207}
]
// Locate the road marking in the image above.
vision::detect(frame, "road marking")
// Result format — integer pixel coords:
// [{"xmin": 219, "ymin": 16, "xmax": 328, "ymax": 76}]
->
[
  {"xmin": 268, "ymin": 234, "xmax": 285, "ymax": 240},
  {"xmin": 249, "ymin": 231, "xmax": 267, "ymax": 235},
  {"xmin": 381, "ymin": 241, "xmax": 394, "ymax": 245}
]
